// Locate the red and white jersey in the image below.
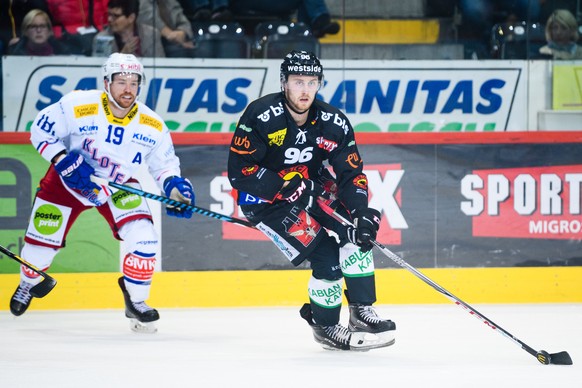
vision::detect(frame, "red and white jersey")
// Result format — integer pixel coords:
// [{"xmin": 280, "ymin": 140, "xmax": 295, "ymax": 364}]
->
[{"xmin": 30, "ymin": 90, "xmax": 181, "ymax": 205}]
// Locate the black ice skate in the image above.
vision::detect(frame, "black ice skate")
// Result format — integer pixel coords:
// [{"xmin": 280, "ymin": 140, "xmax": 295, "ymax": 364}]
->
[
  {"xmin": 348, "ymin": 303, "xmax": 396, "ymax": 347},
  {"xmin": 10, "ymin": 281, "xmax": 33, "ymax": 316},
  {"xmin": 118, "ymin": 277, "xmax": 159, "ymax": 333},
  {"xmin": 300, "ymin": 303, "xmax": 391, "ymax": 351}
]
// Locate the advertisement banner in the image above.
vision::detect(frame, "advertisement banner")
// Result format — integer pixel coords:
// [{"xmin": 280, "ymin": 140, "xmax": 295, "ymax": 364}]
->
[
  {"xmin": 160, "ymin": 139, "xmax": 582, "ymax": 271},
  {"xmin": 552, "ymin": 63, "xmax": 582, "ymax": 110},
  {"xmin": 2, "ymin": 134, "xmax": 581, "ymax": 273},
  {"xmin": 2, "ymin": 57, "xmax": 528, "ymax": 133}
]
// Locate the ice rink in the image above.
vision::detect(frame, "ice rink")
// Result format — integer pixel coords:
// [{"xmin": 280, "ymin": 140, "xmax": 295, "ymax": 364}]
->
[{"xmin": 1, "ymin": 304, "xmax": 580, "ymax": 388}]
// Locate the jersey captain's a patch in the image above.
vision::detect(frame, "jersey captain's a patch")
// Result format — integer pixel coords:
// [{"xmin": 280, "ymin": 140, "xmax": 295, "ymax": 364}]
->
[
  {"xmin": 74, "ymin": 103, "xmax": 99, "ymax": 118},
  {"xmin": 139, "ymin": 114, "xmax": 163, "ymax": 131}
]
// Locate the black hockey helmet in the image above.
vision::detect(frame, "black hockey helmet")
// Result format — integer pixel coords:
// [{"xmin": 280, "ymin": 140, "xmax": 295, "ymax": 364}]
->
[{"xmin": 280, "ymin": 50, "xmax": 323, "ymax": 83}]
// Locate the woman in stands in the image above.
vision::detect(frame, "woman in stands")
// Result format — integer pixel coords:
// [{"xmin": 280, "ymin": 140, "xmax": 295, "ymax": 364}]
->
[
  {"xmin": 539, "ymin": 9, "xmax": 582, "ymax": 60},
  {"xmin": 8, "ymin": 9, "xmax": 70, "ymax": 56}
]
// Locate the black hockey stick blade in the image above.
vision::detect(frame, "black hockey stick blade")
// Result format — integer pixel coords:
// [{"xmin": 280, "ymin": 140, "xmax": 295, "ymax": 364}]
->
[
  {"xmin": 0, "ymin": 243, "xmax": 57, "ymax": 298},
  {"xmin": 29, "ymin": 276, "xmax": 57, "ymax": 298},
  {"xmin": 537, "ymin": 350, "xmax": 573, "ymax": 365}
]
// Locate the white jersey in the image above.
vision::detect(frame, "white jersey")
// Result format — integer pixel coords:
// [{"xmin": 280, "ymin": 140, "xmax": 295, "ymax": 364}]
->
[{"xmin": 31, "ymin": 89, "xmax": 181, "ymax": 205}]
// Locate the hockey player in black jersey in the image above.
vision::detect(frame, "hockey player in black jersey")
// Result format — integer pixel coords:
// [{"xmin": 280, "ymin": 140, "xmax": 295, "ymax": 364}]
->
[{"xmin": 227, "ymin": 50, "xmax": 395, "ymax": 351}]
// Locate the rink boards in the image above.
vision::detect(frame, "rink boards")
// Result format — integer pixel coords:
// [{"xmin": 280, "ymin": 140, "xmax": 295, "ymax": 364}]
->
[{"xmin": 0, "ymin": 266, "xmax": 580, "ymax": 310}]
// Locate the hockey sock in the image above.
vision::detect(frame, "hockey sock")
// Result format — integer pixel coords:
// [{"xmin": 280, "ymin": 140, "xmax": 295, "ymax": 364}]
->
[
  {"xmin": 19, "ymin": 243, "xmax": 59, "ymax": 285},
  {"xmin": 308, "ymin": 276, "xmax": 343, "ymax": 326},
  {"xmin": 119, "ymin": 219, "xmax": 159, "ymax": 302},
  {"xmin": 341, "ymin": 243, "xmax": 377, "ymax": 304}
]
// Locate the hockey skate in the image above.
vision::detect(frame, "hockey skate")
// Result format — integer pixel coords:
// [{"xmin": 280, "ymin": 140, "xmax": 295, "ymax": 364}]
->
[
  {"xmin": 10, "ymin": 281, "xmax": 33, "ymax": 316},
  {"xmin": 348, "ymin": 303, "xmax": 396, "ymax": 348},
  {"xmin": 118, "ymin": 277, "xmax": 159, "ymax": 334},
  {"xmin": 300, "ymin": 303, "xmax": 391, "ymax": 351}
]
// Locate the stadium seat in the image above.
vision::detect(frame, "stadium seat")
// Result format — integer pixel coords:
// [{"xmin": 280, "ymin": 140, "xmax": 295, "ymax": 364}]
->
[
  {"xmin": 253, "ymin": 21, "xmax": 320, "ymax": 59},
  {"xmin": 490, "ymin": 22, "xmax": 548, "ymax": 59},
  {"xmin": 192, "ymin": 22, "xmax": 251, "ymax": 58}
]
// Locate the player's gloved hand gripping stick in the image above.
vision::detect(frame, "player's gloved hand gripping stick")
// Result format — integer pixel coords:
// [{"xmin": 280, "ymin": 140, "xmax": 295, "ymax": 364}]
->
[{"xmin": 315, "ymin": 197, "xmax": 573, "ymax": 366}]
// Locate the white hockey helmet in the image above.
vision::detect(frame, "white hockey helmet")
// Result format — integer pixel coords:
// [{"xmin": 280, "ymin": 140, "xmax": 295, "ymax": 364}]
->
[{"xmin": 102, "ymin": 53, "xmax": 145, "ymax": 97}]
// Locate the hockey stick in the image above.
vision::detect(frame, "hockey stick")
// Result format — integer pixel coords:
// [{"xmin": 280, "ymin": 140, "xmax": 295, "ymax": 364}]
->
[
  {"xmin": 0, "ymin": 244, "xmax": 57, "ymax": 298},
  {"xmin": 316, "ymin": 199, "xmax": 573, "ymax": 366},
  {"xmin": 92, "ymin": 178, "xmax": 255, "ymax": 228}
]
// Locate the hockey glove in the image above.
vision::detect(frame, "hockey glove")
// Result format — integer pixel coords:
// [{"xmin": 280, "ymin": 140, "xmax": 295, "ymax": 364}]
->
[
  {"xmin": 54, "ymin": 152, "xmax": 102, "ymax": 205},
  {"xmin": 277, "ymin": 175, "xmax": 328, "ymax": 213},
  {"xmin": 348, "ymin": 208, "xmax": 381, "ymax": 253},
  {"xmin": 163, "ymin": 176, "xmax": 195, "ymax": 218}
]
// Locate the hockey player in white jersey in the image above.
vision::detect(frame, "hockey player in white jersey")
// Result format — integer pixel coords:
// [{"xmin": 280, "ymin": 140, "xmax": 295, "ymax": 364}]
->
[{"xmin": 9, "ymin": 53, "xmax": 194, "ymax": 333}]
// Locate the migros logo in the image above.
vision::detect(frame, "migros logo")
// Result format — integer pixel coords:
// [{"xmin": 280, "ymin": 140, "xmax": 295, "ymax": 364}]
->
[{"xmin": 461, "ymin": 165, "xmax": 582, "ymax": 239}]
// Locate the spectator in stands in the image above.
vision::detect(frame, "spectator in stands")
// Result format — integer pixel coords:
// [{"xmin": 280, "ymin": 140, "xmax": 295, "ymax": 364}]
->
[
  {"xmin": 539, "ymin": 9, "xmax": 582, "ymax": 59},
  {"xmin": 138, "ymin": 0, "xmax": 195, "ymax": 57},
  {"xmin": 46, "ymin": 0, "xmax": 109, "ymax": 55},
  {"xmin": 8, "ymin": 9, "xmax": 71, "ymax": 56},
  {"xmin": 93, "ymin": 0, "xmax": 165, "ymax": 57},
  {"xmin": 0, "ymin": 0, "xmax": 50, "ymax": 54},
  {"xmin": 179, "ymin": 0, "xmax": 232, "ymax": 21},
  {"xmin": 459, "ymin": 0, "xmax": 541, "ymax": 58},
  {"xmin": 229, "ymin": 0, "xmax": 340, "ymax": 38}
]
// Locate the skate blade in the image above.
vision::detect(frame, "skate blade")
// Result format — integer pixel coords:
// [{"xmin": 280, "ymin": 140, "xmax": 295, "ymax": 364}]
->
[
  {"xmin": 349, "ymin": 331, "xmax": 395, "ymax": 351},
  {"xmin": 129, "ymin": 318, "xmax": 157, "ymax": 334}
]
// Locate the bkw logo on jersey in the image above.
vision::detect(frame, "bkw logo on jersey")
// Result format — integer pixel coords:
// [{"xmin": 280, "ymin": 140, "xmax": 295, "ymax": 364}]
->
[{"xmin": 460, "ymin": 165, "xmax": 582, "ymax": 239}]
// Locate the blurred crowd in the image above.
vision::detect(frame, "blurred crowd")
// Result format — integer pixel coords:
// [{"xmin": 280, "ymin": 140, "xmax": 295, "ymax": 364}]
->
[{"xmin": 0, "ymin": 0, "xmax": 342, "ymax": 58}]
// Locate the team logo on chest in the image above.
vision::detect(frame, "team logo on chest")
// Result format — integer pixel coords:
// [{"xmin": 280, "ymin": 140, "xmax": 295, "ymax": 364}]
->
[{"xmin": 268, "ymin": 128, "xmax": 287, "ymax": 146}]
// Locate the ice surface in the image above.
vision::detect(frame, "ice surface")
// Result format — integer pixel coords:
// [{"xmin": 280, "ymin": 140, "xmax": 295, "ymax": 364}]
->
[{"xmin": 1, "ymin": 304, "xmax": 580, "ymax": 387}]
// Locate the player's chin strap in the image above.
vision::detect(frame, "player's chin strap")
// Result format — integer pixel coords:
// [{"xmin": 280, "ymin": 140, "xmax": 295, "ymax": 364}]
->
[{"xmin": 314, "ymin": 198, "xmax": 573, "ymax": 366}]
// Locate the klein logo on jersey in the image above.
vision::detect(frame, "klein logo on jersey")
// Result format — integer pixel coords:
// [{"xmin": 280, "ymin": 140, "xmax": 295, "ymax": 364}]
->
[
  {"xmin": 79, "ymin": 125, "xmax": 99, "ymax": 134},
  {"xmin": 74, "ymin": 103, "xmax": 99, "ymax": 118},
  {"xmin": 132, "ymin": 132, "xmax": 156, "ymax": 145},
  {"xmin": 316, "ymin": 136, "xmax": 338, "ymax": 152},
  {"xmin": 268, "ymin": 128, "xmax": 287, "ymax": 146},
  {"xmin": 460, "ymin": 165, "xmax": 582, "ymax": 239}
]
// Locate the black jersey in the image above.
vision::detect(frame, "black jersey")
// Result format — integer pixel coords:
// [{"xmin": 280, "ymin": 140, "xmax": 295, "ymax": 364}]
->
[{"xmin": 228, "ymin": 92, "xmax": 369, "ymax": 216}]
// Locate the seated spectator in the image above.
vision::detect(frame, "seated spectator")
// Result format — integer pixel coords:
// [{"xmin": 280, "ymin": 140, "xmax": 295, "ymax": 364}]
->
[
  {"xmin": 229, "ymin": 0, "xmax": 340, "ymax": 38},
  {"xmin": 179, "ymin": 0, "xmax": 232, "ymax": 21},
  {"xmin": 93, "ymin": 0, "xmax": 165, "ymax": 57},
  {"xmin": 539, "ymin": 9, "xmax": 582, "ymax": 59},
  {"xmin": 0, "ymin": 0, "xmax": 50, "ymax": 54},
  {"xmin": 46, "ymin": 0, "xmax": 109, "ymax": 55},
  {"xmin": 138, "ymin": 0, "xmax": 195, "ymax": 57},
  {"xmin": 8, "ymin": 9, "xmax": 71, "ymax": 56}
]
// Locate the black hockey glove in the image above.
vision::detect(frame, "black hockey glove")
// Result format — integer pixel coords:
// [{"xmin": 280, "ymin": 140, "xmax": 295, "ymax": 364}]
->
[
  {"xmin": 277, "ymin": 175, "xmax": 328, "ymax": 213},
  {"xmin": 349, "ymin": 208, "xmax": 381, "ymax": 253}
]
